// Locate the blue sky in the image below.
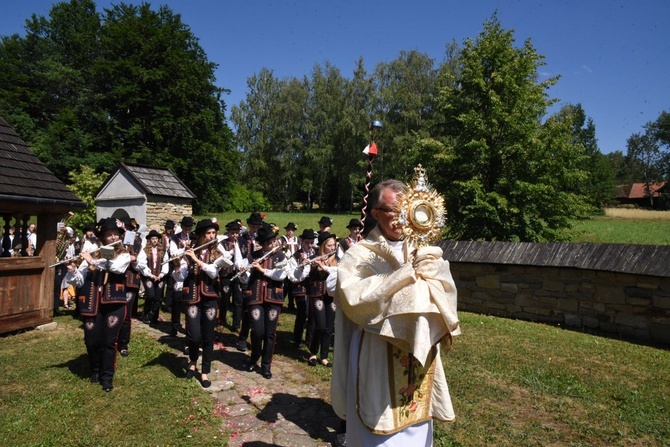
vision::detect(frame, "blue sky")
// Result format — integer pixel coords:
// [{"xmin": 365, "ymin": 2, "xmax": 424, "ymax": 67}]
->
[{"xmin": 1, "ymin": 0, "xmax": 669, "ymax": 154}]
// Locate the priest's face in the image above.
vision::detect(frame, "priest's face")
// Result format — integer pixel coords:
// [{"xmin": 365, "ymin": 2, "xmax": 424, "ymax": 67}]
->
[{"xmin": 371, "ymin": 187, "xmax": 402, "ymax": 241}]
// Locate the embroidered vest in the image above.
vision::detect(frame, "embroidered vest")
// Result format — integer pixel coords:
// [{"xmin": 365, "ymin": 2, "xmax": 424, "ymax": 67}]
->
[
  {"xmin": 183, "ymin": 249, "xmax": 220, "ymax": 305},
  {"xmin": 78, "ymin": 269, "xmax": 127, "ymax": 317},
  {"xmin": 244, "ymin": 249, "xmax": 286, "ymax": 305}
]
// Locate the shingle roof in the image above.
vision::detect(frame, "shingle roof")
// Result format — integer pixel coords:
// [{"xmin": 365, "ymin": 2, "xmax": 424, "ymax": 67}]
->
[
  {"xmin": 616, "ymin": 182, "xmax": 666, "ymax": 199},
  {"xmin": 0, "ymin": 116, "xmax": 84, "ymax": 205},
  {"xmin": 111, "ymin": 162, "xmax": 195, "ymax": 199}
]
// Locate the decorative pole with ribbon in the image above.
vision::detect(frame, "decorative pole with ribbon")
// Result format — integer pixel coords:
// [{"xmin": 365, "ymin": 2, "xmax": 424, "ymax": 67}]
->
[{"xmin": 360, "ymin": 119, "xmax": 383, "ymax": 229}]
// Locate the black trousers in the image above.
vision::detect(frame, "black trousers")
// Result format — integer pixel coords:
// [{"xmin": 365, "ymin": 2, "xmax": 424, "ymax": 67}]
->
[
  {"xmin": 219, "ymin": 277, "xmax": 242, "ymax": 327},
  {"xmin": 308, "ymin": 294, "xmax": 335, "ymax": 361},
  {"xmin": 238, "ymin": 287, "xmax": 251, "ymax": 342},
  {"xmin": 171, "ymin": 290, "xmax": 183, "ymax": 330},
  {"xmin": 248, "ymin": 301, "xmax": 282, "ymax": 371},
  {"xmin": 118, "ymin": 289, "xmax": 137, "ymax": 350},
  {"xmin": 292, "ymin": 295, "xmax": 308, "ymax": 344},
  {"xmin": 184, "ymin": 298, "xmax": 218, "ymax": 374},
  {"xmin": 53, "ymin": 264, "xmax": 67, "ymax": 312},
  {"xmin": 142, "ymin": 277, "xmax": 165, "ymax": 322},
  {"xmin": 83, "ymin": 303, "xmax": 126, "ymax": 382}
]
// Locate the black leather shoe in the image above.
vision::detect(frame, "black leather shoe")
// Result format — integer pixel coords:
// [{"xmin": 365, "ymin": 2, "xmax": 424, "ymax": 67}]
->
[
  {"xmin": 262, "ymin": 371, "xmax": 272, "ymax": 379},
  {"xmin": 90, "ymin": 372, "xmax": 100, "ymax": 384},
  {"xmin": 201, "ymin": 379, "xmax": 211, "ymax": 388},
  {"xmin": 186, "ymin": 368, "xmax": 196, "ymax": 379},
  {"xmin": 119, "ymin": 348, "xmax": 129, "ymax": 357},
  {"xmin": 333, "ymin": 432, "xmax": 347, "ymax": 447},
  {"xmin": 244, "ymin": 361, "xmax": 256, "ymax": 372},
  {"xmin": 101, "ymin": 380, "xmax": 113, "ymax": 392},
  {"xmin": 236, "ymin": 340, "xmax": 248, "ymax": 352}
]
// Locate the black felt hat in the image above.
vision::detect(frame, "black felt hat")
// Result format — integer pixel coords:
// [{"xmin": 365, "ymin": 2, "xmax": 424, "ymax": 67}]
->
[
  {"xmin": 256, "ymin": 223, "xmax": 278, "ymax": 244},
  {"xmin": 284, "ymin": 222, "xmax": 297, "ymax": 231},
  {"xmin": 225, "ymin": 220, "xmax": 241, "ymax": 231},
  {"xmin": 318, "ymin": 216, "xmax": 333, "ymax": 227},
  {"xmin": 194, "ymin": 219, "xmax": 217, "ymax": 235},
  {"xmin": 180, "ymin": 216, "xmax": 195, "ymax": 227},
  {"xmin": 247, "ymin": 212, "xmax": 264, "ymax": 226},
  {"xmin": 317, "ymin": 232, "xmax": 336, "ymax": 247},
  {"xmin": 96, "ymin": 217, "xmax": 125, "ymax": 238},
  {"xmin": 164, "ymin": 219, "xmax": 176, "ymax": 229},
  {"xmin": 146, "ymin": 229, "xmax": 161, "ymax": 240},
  {"xmin": 346, "ymin": 218, "xmax": 362, "ymax": 229},
  {"xmin": 299, "ymin": 229, "xmax": 317, "ymax": 240}
]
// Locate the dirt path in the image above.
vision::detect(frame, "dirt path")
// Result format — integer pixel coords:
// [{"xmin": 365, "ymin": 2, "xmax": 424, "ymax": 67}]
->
[{"xmin": 136, "ymin": 319, "xmax": 340, "ymax": 447}]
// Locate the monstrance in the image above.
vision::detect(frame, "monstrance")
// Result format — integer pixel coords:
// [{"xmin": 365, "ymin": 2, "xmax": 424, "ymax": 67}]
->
[{"xmin": 392, "ymin": 164, "xmax": 446, "ymax": 247}]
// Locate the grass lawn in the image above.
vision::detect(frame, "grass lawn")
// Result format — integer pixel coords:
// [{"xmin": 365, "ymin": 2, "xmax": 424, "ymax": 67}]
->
[{"xmin": 1, "ymin": 310, "xmax": 668, "ymax": 446}]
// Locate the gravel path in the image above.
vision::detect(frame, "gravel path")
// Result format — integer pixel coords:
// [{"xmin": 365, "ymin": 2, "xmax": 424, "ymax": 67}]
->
[{"xmin": 136, "ymin": 319, "xmax": 340, "ymax": 447}]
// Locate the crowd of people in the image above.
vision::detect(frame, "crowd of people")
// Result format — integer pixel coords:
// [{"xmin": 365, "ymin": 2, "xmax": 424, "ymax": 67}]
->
[
  {"xmin": 54, "ymin": 177, "xmax": 461, "ymax": 446},
  {"xmin": 55, "ymin": 212, "xmax": 358, "ymax": 391}
]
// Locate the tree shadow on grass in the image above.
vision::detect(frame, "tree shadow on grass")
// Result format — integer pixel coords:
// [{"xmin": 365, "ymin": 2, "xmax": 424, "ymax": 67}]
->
[{"xmin": 243, "ymin": 392, "xmax": 340, "ymax": 445}]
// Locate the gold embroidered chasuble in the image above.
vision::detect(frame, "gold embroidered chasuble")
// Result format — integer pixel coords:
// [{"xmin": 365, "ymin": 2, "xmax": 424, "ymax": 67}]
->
[{"xmin": 332, "ymin": 227, "xmax": 460, "ymax": 434}]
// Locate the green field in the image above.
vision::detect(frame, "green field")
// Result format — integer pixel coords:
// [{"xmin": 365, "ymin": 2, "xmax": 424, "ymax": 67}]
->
[
  {"xmin": 1, "ymin": 312, "xmax": 668, "ymax": 446},
  {"xmin": 199, "ymin": 211, "xmax": 670, "ymax": 245}
]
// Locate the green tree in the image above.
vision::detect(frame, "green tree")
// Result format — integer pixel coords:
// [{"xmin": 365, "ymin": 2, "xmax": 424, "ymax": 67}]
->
[
  {"xmin": 433, "ymin": 14, "xmax": 590, "ymax": 241},
  {"xmin": 230, "ymin": 68, "xmax": 286, "ymax": 207},
  {"xmin": 66, "ymin": 164, "xmax": 108, "ymax": 230},
  {"xmin": 0, "ymin": 0, "xmax": 237, "ymax": 212},
  {"xmin": 554, "ymin": 104, "xmax": 615, "ymax": 208},
  {"xmin": 374, "ymin": 50, "xmax": 438, "ymax": 181}
]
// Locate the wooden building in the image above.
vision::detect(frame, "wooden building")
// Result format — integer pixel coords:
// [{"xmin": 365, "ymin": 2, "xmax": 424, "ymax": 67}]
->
[
  {"xmin": 95, "ymin": 162, "xmax": 195, "ymax": 230},
  {"xmin": 0, "ymin": 117, "xmax": 85, "ymax": 334}
]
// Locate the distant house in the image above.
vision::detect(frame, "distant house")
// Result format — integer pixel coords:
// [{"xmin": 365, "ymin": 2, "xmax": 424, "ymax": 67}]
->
[
  {"xmin": 95, "ymin": 162, "xmax": 195, "ymax": 229},
  {"xmin": 615, "ymin": 182, "xmax": 666, "ymax": 208},
  {"xmin": 0, "ymin": 116, "xmax": 86, "ymax": 334}
]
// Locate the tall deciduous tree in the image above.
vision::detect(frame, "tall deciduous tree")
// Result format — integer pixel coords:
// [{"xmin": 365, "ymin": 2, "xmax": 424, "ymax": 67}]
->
[
  {"xmin": 433, "ymin": 14, "xmax": 590, "ymax": 241},
  {"xmin": 554, "ymin": 104, "xmax": 615, "ymax": 208},
  {"xmin": 374, "ymin": 50, "xmax": 438, "ymax": 181},
  {"xmin": 0, "ymin": 0, "xmax": 236, "ymax": 212}
]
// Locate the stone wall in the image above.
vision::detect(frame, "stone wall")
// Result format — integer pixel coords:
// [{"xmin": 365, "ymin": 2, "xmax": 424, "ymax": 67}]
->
[
  {"xmin": 145, "ymin": 200, "xmax": 192, "ymax": 230},
  {"xmin": 438, "ymin": 241, "xmax": 670, "ymax": 345}
]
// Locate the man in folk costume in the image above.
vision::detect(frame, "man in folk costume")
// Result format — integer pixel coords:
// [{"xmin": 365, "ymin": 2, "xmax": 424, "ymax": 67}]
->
[
  {"xmin": 218, "ymin": 220, "xmax": 244, "ymax": 330},
  {"xmin": 279, "ymin": 222, "xmax": 299, "ymax": 310},
  {"xmin": 333, "ymin": 177, "xmax": 460, "ymax": 446},
  {"xmin": 235, "ymin": 212, "xmax": 264, "ymax": 351},
  {"xmin": 117, "ymin": 217, "xmax": 143, "ymax": 357},
  {"xmin": 237, "ymin": 223, "xmax": 287, "ymax": 379},
  {"xmin": 168, "ymin": 216, "xmax": 195, "ymax": 337},
  {"xmin": 138, "ymin": 229, "xmax": 169, "ymax": 324},
  {"xmin": 286, "ymin": 228, "xmax": 318, "ymax": 347},
  {"xmin": 161, "ymin": 220, "xmax": 177, "ymax": 320}
]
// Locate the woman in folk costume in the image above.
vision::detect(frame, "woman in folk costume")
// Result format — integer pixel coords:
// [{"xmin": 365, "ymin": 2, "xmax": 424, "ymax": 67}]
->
[
  {"xmin": 237, "ymin": 223, "xmax": 287, "ymax": 379},
  {"xmin": 286, "ymin": 229, "xmax": 318, "ymax": 347},
  {"xmin": 65, "ymin": 217, "xmax": 131, "ymax": 392},
  {"xmin": 138, "ymin": 229, "xmax": 169, "ymax": 324},
  {"xmin": 173, "ymin": 219, "xmax": 231, "ymax": 388},
  {"xmin": 339, "ymin": 218, "xmax": 363, "ymax": 253},
  {"xmin": 293, "ymin": 231, "xmax": 339, "ymax": 367}
]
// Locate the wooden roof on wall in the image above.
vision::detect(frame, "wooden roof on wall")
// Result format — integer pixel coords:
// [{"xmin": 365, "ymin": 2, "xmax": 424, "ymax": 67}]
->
[
  {"xmin": 97, "ymin": 162, "xmax": 195, "ymax": 200},
  {"xmin": 438, "ymin": 240, "xmax": 670, "ymax": 277},
  {"xmin": 0, "ymin": 116, "xmax": 85, "ymax": 212}
]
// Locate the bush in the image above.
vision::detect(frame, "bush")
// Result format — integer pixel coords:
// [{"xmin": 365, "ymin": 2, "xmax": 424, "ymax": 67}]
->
[{"xmin": 222, "ymin": 184, "xmax": 272, "ymax": 212}]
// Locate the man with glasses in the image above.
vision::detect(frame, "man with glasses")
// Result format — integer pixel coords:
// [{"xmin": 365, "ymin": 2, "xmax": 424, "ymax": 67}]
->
[{"xmin": 332, "ymin": 179, "xmax": 460, "ymax": 447}]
